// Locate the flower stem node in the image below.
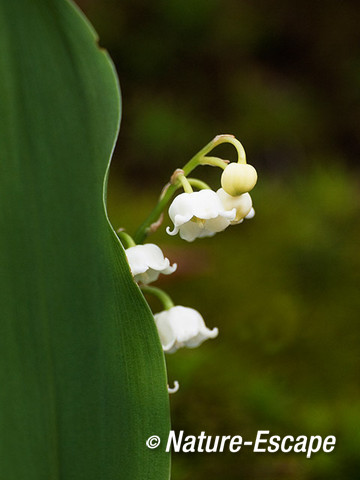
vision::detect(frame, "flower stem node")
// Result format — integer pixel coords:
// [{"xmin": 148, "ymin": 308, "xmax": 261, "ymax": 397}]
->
[
  {"xmin": 221, "ymin": 162, "xmax": 258, "ymax": 196},
  {"xmin": 166, "ymin": 190, "xmax": 236, "ymax": 242},
  {"xmin": 216, "ymin": 188, "xmax": 254, "ymax": 224},
  {"xmin": 154, "ymin": 306, "xmax": 218, "ymax": 353},
  {"xmin": 125, "ymin": 244, "xmax": 177, "ymax": 285}
]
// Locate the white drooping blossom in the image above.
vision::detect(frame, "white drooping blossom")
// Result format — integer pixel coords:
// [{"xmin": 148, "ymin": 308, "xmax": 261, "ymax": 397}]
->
[
  {"xmin": 125, "ymin": 243, "xmax": 177, "ymax": 285},
  {"xmin": 166, "ymin": 190, "xmax": 236, "ymax": 242},
  {"xmin": 154, "ymin": 305, "xmax": 218, "ymax": 353},
  {"xmin": 216, "ymin": 188, "xmax": 254, "ymax": 224}
]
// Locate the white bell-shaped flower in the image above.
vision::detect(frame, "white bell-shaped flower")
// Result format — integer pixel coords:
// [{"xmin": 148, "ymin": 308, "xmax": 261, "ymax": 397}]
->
[
  {"xmin": 154, "ymin": 306, "xmax": 218, "ymax": 353},
  {"xmin": 125, "ymin": 243, "xmax": 177, "ymax": 285},
  {"xmin": 216, "ymin": 188, "xmax": 253, "ymax": 224},
  {"xmin": 166, "ymin": 190, "xmax": 236, "ymax": 242}
]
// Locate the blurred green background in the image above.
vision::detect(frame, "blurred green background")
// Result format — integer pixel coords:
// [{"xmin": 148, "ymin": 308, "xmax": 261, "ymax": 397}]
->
[{"xmin": 77, "ymin": 1, "xmax": 360, "ymax": 478}]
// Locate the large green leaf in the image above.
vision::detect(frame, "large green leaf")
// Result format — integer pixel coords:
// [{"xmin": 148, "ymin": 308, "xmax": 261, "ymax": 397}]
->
[{"xmin": 0, "ymin": 1, "xmax": 170, "ymax": 479}]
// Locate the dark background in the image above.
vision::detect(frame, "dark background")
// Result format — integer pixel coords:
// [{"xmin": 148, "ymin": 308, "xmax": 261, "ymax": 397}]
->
[{"xmin": 76, "ymin": 1, "xmax": 360, "ymax": 478}]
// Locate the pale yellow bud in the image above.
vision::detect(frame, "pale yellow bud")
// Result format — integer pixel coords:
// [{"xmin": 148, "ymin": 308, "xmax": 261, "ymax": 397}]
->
[{"xmin": 221, "ymin": 163, "xmax": 258, "ymax": 196}]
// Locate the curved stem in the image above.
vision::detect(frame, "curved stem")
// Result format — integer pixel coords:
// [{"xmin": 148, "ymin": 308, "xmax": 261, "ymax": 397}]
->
[
  {"xmin": 213, "ymin": 135, "xmax": 247, "ymax": 164},
  {"xmin": 117, "ymin": 230, "xmax": 136, "ymax": 248},
  {"xmin": 141, "ymin": 285, "xmax": 174, "ymax": 311},
  {"xmin": 187, "ymin": 178, "xmax": 211, "ymax": 190},
  {"xmin": 200, "ymin": 156, "xmax": 228, "ymax": 169},
  {"xmin": 177, "ymin": 174, "xmax": 193, "ymax": 193},
  {"xmin": 133, "ymin": 134, "xmax": 246, "ymax": 243}
]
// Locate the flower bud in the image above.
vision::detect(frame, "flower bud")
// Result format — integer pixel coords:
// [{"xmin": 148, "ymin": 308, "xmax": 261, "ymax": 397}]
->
[{"xmin": 221, "ymin": 163, "xmax": 258, "ymax": 196}]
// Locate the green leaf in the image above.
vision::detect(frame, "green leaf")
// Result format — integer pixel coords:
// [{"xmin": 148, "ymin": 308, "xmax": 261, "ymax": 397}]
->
[{"xmin": 0, "ymin": 1, "xmax": 170, "ymax": 479}]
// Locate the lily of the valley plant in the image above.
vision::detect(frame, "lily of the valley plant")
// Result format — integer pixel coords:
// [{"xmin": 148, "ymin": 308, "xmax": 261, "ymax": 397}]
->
[{"xmin": 118, "ymin": 134, "xmax": 258, "ymax": 390}]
